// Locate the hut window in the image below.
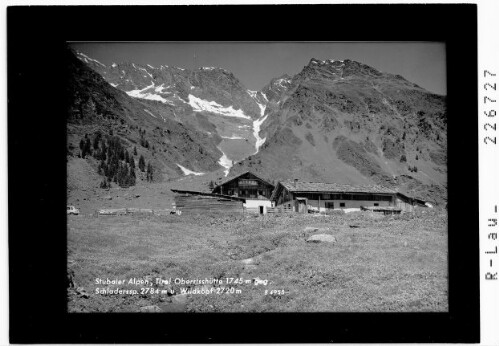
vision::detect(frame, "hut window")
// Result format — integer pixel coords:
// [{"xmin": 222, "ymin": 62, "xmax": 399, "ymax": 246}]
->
[
  {"xmin": 340, "ymin": 202, "xmax": 345, "ymax": 207},
  {"xmin": 323, "ymin": 194, "xmax": 331, "ymax": 200},
  {"xmin": 239, "ymin": 179, "xmax": 258, "ymax": 186},
  {"xmin": 374, "ymin": 203, "xmax": 379, "ymax": 206}
]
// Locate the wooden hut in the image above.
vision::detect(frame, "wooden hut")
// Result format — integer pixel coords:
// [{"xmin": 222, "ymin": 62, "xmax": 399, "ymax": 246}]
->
[
  {"xmin": 271, "ymin": 179, "xmax": 426, "ymax": 213},
  {"xmin": 212, "ymin": 171, "xmax": 275, "ymax": 214}
]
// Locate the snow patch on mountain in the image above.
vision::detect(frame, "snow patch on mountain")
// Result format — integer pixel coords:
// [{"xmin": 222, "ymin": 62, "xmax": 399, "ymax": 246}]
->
[
  {"xmin": 311, "ymin": 59, "xmax": 344, "ymax": 65},
  {"xmin": 76, "ymin": 52, "xmax": 106, "ymax": 67},
  {"xmin": 154, "ymin": 84, "xmax": 168, "ymax": 93},
  {"xmin": 147, "ymin": 64, "xmax": 154, "ymax": 69},
  {"xmin": 187, "ymin": 95, "xmax": 251, "ymax": 119},
  {"xmin": 252, "ymin": 113, "xmax": 269, "ymax": 154},
  {"xmin": 176, "ymin": 164, "xmax": 205, "ymax": 176},
  {"xmin": 111, "ymin": 63, "xmax": 117, "ymax": 68},
  {"xmin": 138, "ymin": 66, "xmax": 153, "ymax": 79},
  {"xmin": 110, "ymin": 83, "xmax": 118, "ymax": 88},
  {"xmin": 126, "ymin": 83, "xmax": 170, "ymax": 104},
  {"xmin": 247, "ymin": 90, "xmax": 267, "ymax": 116},
  {"xmin": 174, "ymin": 94, "xmax": 188, "ymax": 104},
  {"xmin": 218, "ymin": 150, "xmax": 233, "ymax": 177},
  {"xmin": 221, "ymin": 135, "xmax": 245, "ymax": 139},
  {"xmin": 246, "ymin": 89, "xmax": 268, "ymax": 152},
  {"xmin": 144, "ymin": 109, "xmax": 156, "ymax": 118},
  {"xmin": 275, "ymin": 78, "xmax": 291, "ymax": 89},
  {"xmin": 255, "ymin": 102, "xmax": 266, "ymax": 117},
  {"xmin": 247, "ymin": 90, "xmax": 257, "ymax": 98}
]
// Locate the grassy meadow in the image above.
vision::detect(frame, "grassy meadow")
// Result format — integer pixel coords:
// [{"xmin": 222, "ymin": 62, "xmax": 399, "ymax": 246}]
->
[{"xmin": 67, "ymin": 209, "xmax": 448, "ymax": 312}]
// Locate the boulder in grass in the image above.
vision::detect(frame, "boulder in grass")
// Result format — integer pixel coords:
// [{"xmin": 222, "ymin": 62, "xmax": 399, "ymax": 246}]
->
[
  {"xmin": 306, "ymin": 234, "xmax": 337, "ymax": 244},
  {"xmin": 303, "ymin": 226, "xmax": 330, "ymax": 238},
  {"xmin": 241, "ymin": 258, "xmax": 255, "ymax": 265}
]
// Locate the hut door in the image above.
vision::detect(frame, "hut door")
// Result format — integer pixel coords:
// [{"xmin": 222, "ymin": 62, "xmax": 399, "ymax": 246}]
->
[
  {"xmin": 298, "ymin": 199, "xmax": 307, "ymax": 213},
  {"xmin": 259, "ymin": 206, "xmax": 264, "ymax": 214}
]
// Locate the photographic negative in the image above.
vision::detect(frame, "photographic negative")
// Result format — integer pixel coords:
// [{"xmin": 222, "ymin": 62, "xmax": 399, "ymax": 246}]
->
[
  {"xmin": 8, "ymin": 3, "xmax": 482, "ymax": 343},
  {"xmin": 66, "ymin": 42, "xmax": 449, "ymax": 313}
]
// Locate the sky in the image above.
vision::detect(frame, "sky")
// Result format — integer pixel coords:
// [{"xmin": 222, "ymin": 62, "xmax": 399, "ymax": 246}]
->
[{"xmin": 70, "ymin": 42, "xmax": 446, "ymax": 95}]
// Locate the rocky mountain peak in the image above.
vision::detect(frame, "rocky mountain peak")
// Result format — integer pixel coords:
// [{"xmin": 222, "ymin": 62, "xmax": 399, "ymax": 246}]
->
[
  {"xmin": 232, "ymin": 57, "xmax": 447, "ymax": 205},
  {"xmin": 260, "ymin": 74, "xmax": 293, "ymax": 103},
  {"xmin": 308, "ymin": 58, "xmax": 344, "ymax": 67}
]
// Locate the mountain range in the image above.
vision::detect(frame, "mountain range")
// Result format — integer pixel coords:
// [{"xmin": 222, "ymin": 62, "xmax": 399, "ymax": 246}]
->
[{"xmin": 68, "ymin": 49, "xmax": 447, "ymax": 204}]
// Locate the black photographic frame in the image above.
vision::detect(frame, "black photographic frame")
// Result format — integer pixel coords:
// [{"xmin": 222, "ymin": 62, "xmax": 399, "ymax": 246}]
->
[{"xmin": 8, "ymin": 4, "xmax": 479, "ymax": 343}]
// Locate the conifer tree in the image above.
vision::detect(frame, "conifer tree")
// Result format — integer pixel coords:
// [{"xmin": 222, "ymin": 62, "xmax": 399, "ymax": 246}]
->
[
  {"xmin": 93, "ymin": 133, "xmax": 101, "ymax": 151},
  {"xmin": 133, "ymin": 146, "xmax": 137, "ymax": 155},
  {"xmin": 85, "ymin": 137, "xmax": 92, "ymax": 156},
  {"xmin": 146, "ymin": 162, "xmax": 153, "ymax": 182},
  {"xmin": 139, "ymin": 155, "xmax": 146, "ymax": 172}
]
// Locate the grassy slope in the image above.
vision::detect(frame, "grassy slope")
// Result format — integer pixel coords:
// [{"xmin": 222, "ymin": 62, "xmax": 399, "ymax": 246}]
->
[
  {"xmin": 66, "ymin": 164, "xmax": 227, "ymax": 214},
  {"xmin": 68, "ymin": 209, "xmax": 448, "ymax": 312}
]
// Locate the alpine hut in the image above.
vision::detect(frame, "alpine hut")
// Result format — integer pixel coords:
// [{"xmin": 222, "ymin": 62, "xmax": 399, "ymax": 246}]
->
[
  {"xmin": 212, "ymin": 171, "xmax": 275, "ymax": 214},
  {"xmin": 271, "ymin": 179, "xmax": 426, "ymax": 213}
]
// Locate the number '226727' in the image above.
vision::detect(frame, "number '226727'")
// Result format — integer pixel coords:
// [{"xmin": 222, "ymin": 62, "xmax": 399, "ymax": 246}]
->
[{"xmin": 484, "ymin": 70, "xmax": 497, "ymax": 145}]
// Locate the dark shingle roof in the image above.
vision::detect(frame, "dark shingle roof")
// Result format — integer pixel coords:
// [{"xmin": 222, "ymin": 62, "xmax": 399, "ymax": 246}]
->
[
  {"xmin": 279, "ymin": 181, "xmax": 396, "ymax": 194},
  {"xmin": 215, "ymin": 171, "xmax": 274, "ymax": 189}
]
